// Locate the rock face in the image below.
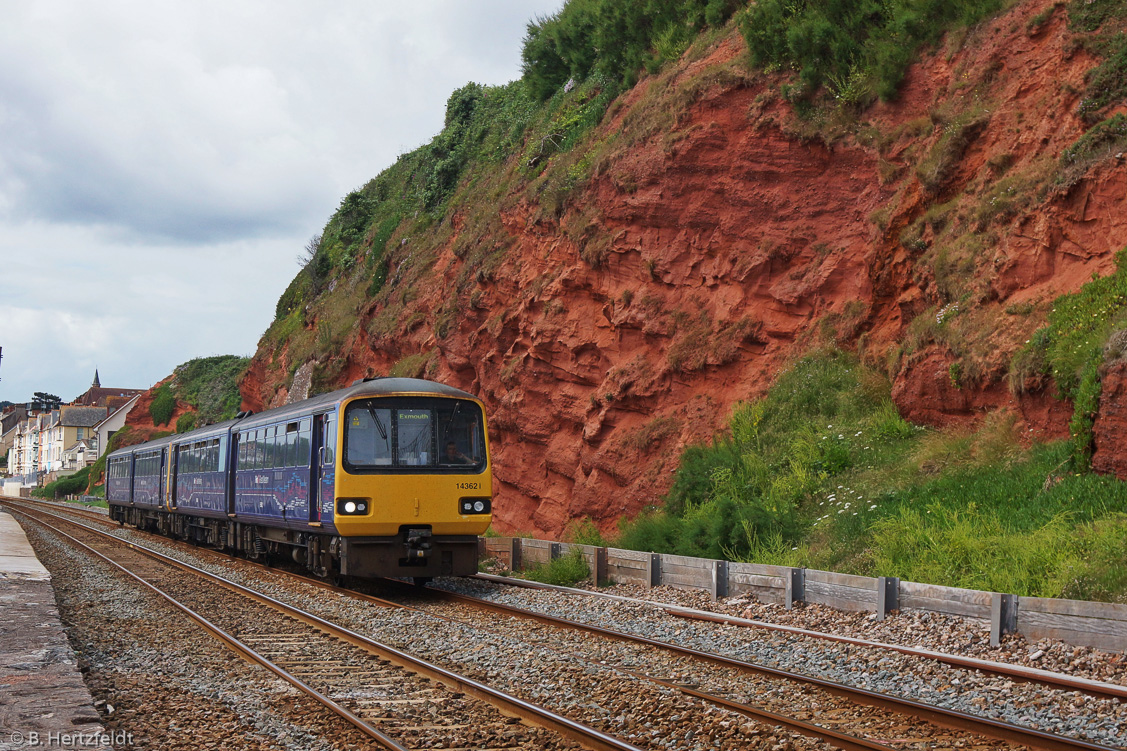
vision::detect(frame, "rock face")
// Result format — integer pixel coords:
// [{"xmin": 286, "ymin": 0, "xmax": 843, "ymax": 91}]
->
[
  {"xmin": 1093, "ymin": 360, "xmax": 1127, "ymax": 479},
  {"xmin": 240, "ymin": 1, "xmax": 1127, "ymax": 537},
  {"xmin": 122, "ymin": 377, "xmax": 191, "ymax": 441}
]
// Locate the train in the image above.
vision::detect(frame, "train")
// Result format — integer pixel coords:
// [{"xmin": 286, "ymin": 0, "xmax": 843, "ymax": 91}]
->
[{"xmin": 105, "ymin": 377, "xmax": 492, "ymax": 583}]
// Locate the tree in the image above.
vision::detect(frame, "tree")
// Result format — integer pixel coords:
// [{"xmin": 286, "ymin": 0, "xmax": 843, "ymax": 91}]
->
[{"xmin": 31, "ymin": 392, "xmax": 61, "ymax": 411}]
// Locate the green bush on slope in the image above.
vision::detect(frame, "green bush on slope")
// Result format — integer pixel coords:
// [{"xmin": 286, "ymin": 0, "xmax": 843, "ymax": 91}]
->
[
  {"xmin": 617, "ymin": 349, "xmax": 1127, "ymax": 601},
  {"xmin": 739, "ymin": 0, "xmax": 1007, "ymax": 102}
]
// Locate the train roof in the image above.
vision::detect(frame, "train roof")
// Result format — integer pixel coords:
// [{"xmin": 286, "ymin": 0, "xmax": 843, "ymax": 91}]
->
[
  {"xmin": 234, "ymin": 377, "xmax": 479, "ymax": 430},
  {"xmin": 106, "ymin": 377, "xmax": 480, "ymax": 458}
]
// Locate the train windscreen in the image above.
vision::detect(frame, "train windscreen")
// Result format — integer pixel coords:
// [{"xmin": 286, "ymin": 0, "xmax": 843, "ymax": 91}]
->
[{"xmin": 343, "ymin": 398, "xmax": 486, "ymax": 472}]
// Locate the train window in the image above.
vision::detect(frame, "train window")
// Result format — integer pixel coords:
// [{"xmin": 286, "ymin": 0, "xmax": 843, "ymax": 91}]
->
[
  {"xmin": 397, "ymin": 409, "xmax": 432, "ymax": 466},
  {"xmin": 343, "ymin": 398, "xmax": 485, "ymax": 473},
  {"xmin": 296, "ymin": 422, "xmax": 311, "ymax": 467},
  {"xmin": 272, "ymin": 428, "xmax": 284, "ymax": 468},
  {"xmin": 346, "ymin": 407, "xmax": 393, "ymax": 466},
  {"xmin": 324, "ymin": 414, "xmax": 335, "ymax": 466},
  {"xmin": 262, "ymin": 427, "xmax": 273, "ymax": 468},
  {"xmin": 250, "ymin": 429, "xmax": 260, "ymax": 469},
  {"xmin": 237, "ymin": 435, "xmax": 246, "ymax": 470},
  {"xmin": 285, "ymin": 424, "xmax": 298, "ymax": 467}
]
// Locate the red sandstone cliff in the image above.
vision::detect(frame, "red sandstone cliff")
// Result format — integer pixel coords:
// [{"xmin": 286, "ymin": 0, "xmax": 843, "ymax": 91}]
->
[{"xmin": 240, "ymin": 1, "xmax": 1127, "ymax": 538}]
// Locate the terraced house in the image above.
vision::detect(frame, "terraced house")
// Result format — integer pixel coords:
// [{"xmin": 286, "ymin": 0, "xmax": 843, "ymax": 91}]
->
[{"xmin": 3, "ymin": 372, "xmax": 142, "ymax": 491}]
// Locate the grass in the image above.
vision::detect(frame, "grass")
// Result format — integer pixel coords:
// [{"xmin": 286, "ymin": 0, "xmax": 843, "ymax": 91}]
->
[
  {"xmin": 32, "ymin": 465, "xmax": 93, "ymax": 500},
  {"xmin": 1008, "ymin": 248, "xmax": 1127, "ymax": 463},
  {"xmin": 523, "ymin": 549, "xmax": 591, "ymax": 586},
  {"xmin": 738, "ymin": 0, "xmax": 1008, "ymax": 104},
  {"xmin": 612, "ymin": 348, "xmax": 1127, "ymax": 601},
  {"xmin": 1056, "ymin": 114, "xmax": 1127, "ymax": 190}
]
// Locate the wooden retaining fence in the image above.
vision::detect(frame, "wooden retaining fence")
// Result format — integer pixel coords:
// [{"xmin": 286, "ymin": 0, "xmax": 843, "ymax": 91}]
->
[{"xmin": 479, "ymin": 537, "xmax": 1127, "ymax": 652}]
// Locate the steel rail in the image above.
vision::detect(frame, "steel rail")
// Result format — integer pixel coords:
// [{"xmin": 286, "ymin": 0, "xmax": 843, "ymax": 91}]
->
[
  {"xmin": 420, "ymin": 583, "xmax": 1122, "ymax": 751},
  {"xmin": 474, "ymin": 571, "xmax": 1127, "ymax": 703},
  {"xmin": 13, "ymin": 499, "xmax": 1123, "ymax": 751},
  {"xmin": 7, "ymin": 499, "xmax": 902, "ymax": 750},
  {"xmin": 4, "ymin": 502, "xmax": 645, "ymax": 751},
  {"xmin": 9, "ymin": 507, "xmax": 410, "ymax": 751}
]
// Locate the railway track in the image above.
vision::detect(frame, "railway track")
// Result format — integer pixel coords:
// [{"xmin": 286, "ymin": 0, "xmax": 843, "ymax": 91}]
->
[
  {"xmin": 6, "ymin": 497, "xmax": 1126, "ymax": 751},
  {"xmin": 4, "ymin": 501, "xmax": 634, "ymax": 751},
  {"xmin": 468, "ymin": 574, "xmax": 1127, "ymax": 704}
]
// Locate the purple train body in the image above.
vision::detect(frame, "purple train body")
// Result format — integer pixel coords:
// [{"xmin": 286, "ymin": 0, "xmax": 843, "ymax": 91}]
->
[{"xmin": 104, "ymin": 377, "xmax": 491, "ymax": 582}]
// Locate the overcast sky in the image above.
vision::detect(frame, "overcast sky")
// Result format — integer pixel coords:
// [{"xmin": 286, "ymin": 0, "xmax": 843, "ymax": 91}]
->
[{"xmin": 0, "ymin": 0, "xmax": 562, "ymax": 405}]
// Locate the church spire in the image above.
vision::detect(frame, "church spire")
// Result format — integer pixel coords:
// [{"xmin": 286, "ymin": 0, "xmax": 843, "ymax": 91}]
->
[{"xmin": 92, "ymin": 369, "xmax": 101, "ymax": 388}]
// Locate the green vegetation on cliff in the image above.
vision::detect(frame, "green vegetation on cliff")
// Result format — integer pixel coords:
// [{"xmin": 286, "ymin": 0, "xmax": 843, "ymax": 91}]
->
[
  {"xmin": 616, "ymin": 344, "xmax": 1127, "ymax": 601},
  {"xmin": 740, "ymin": 0, "xmax": 1008, "ymax": 102},
  {"xmin": 252, "ymin": 0, "xmax": 1127, "ymax": 601},
  {"xmin": 616, "ymin": 249, "xmax": 1127, "ymax": 601},
  {"xmin": 147, "ymin": 355, "xmax": 249, "ymax": 429}
]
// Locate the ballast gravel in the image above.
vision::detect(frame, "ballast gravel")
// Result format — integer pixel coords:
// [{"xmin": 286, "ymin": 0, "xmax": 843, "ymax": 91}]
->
[
  {"xmin": 32, "ymin": 509, "xmax": 836, "ymax": 751},
  {"xmin": 435, "ymin": 576, "xmax": 1127, "ymax": 748},
  {"xmin": 21, "ymin": 520, "xmax": 380, "ymax": 751},
  {"xmin": 25, "ymin": 502, "xmax": 1127, "ymax": 750}
]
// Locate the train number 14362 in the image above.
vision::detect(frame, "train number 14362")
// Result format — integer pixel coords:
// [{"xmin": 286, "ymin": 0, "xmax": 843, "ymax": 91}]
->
[{"xmin": 456, "ymin": 482, "xmax": 481, "ymax": 490}]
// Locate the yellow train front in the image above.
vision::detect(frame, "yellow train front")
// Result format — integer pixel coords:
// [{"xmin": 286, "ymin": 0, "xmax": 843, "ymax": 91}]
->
[
  {"xmin": 107, "ymin": 376, "xmax": 493, "ymax": 584},
  {"xmin": 326, "ymin": 378, "xmax": 493, "ymax": 581}
]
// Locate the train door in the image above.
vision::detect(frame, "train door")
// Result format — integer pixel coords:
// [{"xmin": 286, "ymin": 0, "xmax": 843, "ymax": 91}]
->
[
  {"xmin": 160, "ymin": 448, "xmax": 168, "ymax": 508},
  {"xmin": 310, "ymin": 413, "xmax": 335, "ymax": 524},
  {"xmin": 168, "ymin": 443, "xmax": 180, "ymax": 510},
  {"xmin": 128, "ymin": 452, "xmax": 136, "ymax": 505},
  {"xmin": 227, "ymin": 431, "xmax": 239, "ymax": 517}
]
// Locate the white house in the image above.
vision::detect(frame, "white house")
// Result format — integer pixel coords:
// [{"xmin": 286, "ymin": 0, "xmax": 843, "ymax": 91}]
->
[{"xmin": 92, "ymin": 392, "xmax": 141, "ymax": 460}]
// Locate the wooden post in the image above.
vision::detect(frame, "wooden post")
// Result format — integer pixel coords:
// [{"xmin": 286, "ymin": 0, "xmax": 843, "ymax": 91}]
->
[
  {"xmin": 510, "ymin": 537, "xmax": 522, "ymax": 572},
  {"xmin": 595, "ymin": 546, "xmax": 608, "ymax": 585},
  {"xmin": 991, "ymin": 593, "xmax": 1018, "ymax": 646},
  {"xmin": 786, "ymin": 568, "xmax": 806, "ymax": 610},
  {"xmin": 877, "ymin": 576, "xmax": 900, "ymax": 621},
  {"xmin": 714, "ymin": 560, "xmax": 729, "ymax": 600},
  {"xmin": 648, "ymin": 553, "xmax": 661, "ymax": 588}
]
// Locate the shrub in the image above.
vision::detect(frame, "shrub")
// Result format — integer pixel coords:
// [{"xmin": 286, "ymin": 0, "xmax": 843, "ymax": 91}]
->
[
  {"xmin": 149, "ymin": 384, "xmax": 175, "ymax": 427},
  {"xmin": 524, "ymin": 548, "xmax": 591, "ymax": 586},
  {"xmin": 176, "ymin": 412, "xmax": 197, "ymax": 434},
  {"xmin": 739, "ymin": 0, "xmax": 1005, "ymax": 102},
  {"xmin": 173, "ymin": 355, "xmax": 249, "ymax": 425},
  {"xmin": 33, "ymin": 466, "xmax": 92, "ymax": 499},
  {"xmin": 520, "ymin": 0, "xmax": 739, "ymax": 101}
]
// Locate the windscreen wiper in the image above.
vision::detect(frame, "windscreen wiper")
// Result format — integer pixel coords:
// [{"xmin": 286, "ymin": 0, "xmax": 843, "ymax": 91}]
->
[{"xmin": 365, "ymin": 405, "xmax": 389, "ymax": 443}]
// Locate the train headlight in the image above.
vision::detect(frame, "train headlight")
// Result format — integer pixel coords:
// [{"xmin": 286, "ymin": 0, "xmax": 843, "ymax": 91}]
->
[
  {"xmin": 459, "ymin": 497, "xmax": 491, "ymax": 515},
  {"xmin": 337, "ymin": 498, "xmax": 370, "ymax": 516}
]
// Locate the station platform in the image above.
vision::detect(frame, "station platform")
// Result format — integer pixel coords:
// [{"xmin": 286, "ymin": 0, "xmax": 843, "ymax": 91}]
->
[{"xmin": 0, "ymin": 508, "xmax": 106, "ymax": 749}]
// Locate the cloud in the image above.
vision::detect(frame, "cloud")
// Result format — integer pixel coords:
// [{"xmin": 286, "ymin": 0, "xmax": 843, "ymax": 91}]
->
[{"xmin": 0, "ymin": 0, "xmax": 562, "ymax": 403}]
